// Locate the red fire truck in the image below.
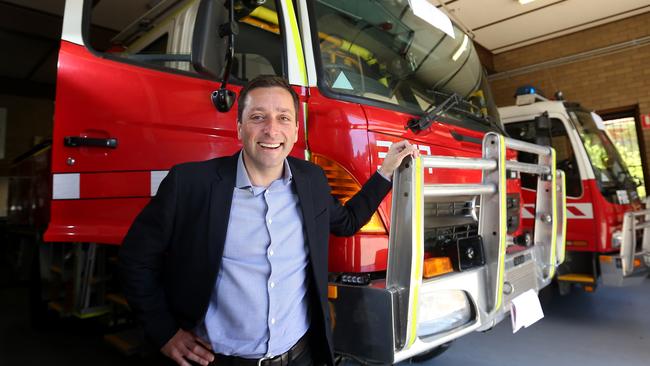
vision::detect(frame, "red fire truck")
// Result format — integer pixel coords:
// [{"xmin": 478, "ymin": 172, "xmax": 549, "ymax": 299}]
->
[
  {"xmin": 39, "ymin": 0, "xmax": 565, "ymax": 363},
  {"xmin": 500, "ymin": 88, "xmax": 649, "ymax": 294}
]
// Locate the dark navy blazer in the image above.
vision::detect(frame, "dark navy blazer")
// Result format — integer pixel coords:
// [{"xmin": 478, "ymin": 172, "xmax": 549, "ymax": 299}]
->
[{"xmin": 119, "ymin": 152, "xmax": 391, "ymax": 365}]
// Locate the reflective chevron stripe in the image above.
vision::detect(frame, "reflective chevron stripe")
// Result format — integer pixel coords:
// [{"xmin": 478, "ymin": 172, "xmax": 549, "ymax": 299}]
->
[{"xmin": 52, "ymin": 170, "xmax": 169, "ymax": 200}]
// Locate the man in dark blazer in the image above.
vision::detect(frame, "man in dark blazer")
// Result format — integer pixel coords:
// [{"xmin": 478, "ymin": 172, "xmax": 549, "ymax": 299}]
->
[{"xmin": 119, "ymin": 75, "xmax": 416, "ymax": 366}]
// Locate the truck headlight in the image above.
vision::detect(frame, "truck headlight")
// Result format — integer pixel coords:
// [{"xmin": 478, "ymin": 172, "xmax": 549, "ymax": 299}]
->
[
  {"xmin": 611, "ymin": 230, "xmax": 622, "ymax": 249},
  {"xmin": 417, "ymin": 290, "xmax": 472, "ymax": 337}
]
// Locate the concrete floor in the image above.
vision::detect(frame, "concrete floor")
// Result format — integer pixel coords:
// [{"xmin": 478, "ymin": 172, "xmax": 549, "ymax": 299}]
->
[{"xmin": 1, "ymin": 279, "xmax": 649, "ymax": 365}]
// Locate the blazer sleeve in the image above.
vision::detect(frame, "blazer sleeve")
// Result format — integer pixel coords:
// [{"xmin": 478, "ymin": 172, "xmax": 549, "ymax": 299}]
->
[
  {"xmin": 118, "ymin": 167, "xmax": 179, "ymax": 349},
  {"xmin": 329, "ymin": 171, "xmax": 392, "ymax": 236}
]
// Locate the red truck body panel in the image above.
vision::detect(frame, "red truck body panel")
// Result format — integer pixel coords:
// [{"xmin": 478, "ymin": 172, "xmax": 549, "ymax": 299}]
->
[{"xmin": 47, "ymin": 40, "xmax": 521, "ymax": 273}]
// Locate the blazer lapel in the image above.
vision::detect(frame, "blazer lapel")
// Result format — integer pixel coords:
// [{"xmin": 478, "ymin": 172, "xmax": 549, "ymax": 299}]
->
[
  {"xmin": 207, "ymin": 153, "xmax": 238, "ymax": 269},
  {"xmin": 290, "ymin": 160, "xmax": 316, "ymax": 251}
]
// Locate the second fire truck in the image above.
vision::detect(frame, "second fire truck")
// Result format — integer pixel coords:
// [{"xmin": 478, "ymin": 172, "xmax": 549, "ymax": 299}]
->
[{"xmin": 500, "ymin": 88, "xmax": 649, "ymax": 294}]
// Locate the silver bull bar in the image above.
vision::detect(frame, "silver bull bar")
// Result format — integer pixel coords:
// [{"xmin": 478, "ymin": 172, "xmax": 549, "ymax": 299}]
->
[
  {"xmin": 620, "ymin": 208, "xmax": 650, "ymax": 275},
  {"xmin": 331, "ymin": 133, "xmax": 566, "ymax": 364},
  {"xmin": 600, "ymin": 202, "xmax": 650, "ymax": 286}
]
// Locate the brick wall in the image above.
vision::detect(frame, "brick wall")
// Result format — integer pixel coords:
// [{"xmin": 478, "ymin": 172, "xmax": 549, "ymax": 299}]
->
[{"xmin": 489, "ymin": 11, "xmax": 650, "ymax": 180}]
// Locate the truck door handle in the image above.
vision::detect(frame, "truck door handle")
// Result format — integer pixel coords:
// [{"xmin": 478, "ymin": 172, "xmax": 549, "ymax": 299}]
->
[{"xmin": 64, "ymin": 136, "xmax": 118, "ymax": 148}]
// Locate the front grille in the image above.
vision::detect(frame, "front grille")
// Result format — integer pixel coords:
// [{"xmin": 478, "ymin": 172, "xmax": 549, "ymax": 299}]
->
[
  {"xmin": 424, "ymin": 200, "xmax": 476, "ymax": 217},
  {"xmin": 424, "ymin": 224, "xmax": 479, "ymax": 248},
  {"xmin": 423, "ymin": 198, "xmax": 480, "ymax": 254},
  {"xmin": 423, "ymin": 198, "xmax": 478, "ymax": 229}
]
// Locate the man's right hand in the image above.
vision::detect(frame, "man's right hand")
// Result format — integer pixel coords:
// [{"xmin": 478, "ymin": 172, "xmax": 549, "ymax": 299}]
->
[{"xmin": 161, "ymin": 329, "xmax": 215, "ymax": 366}]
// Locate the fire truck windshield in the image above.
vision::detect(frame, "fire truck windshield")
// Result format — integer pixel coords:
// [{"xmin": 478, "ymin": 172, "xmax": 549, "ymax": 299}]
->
[
  {"xmin": 312, "ymin": 0, "xmax": 500, "ymax": 132},
  {"xmin": 569, "ymin": 109, "xmax": 639, "ymax": 201}
]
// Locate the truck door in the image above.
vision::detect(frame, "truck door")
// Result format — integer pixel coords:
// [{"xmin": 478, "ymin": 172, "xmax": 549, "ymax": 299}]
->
[
  {"xmin": 46, "ymin": 0, "xmax": 291, "ymax": 243},
  {"xmin": 505, "ymin": 117, "xmax": 597, "ymax": 252}
]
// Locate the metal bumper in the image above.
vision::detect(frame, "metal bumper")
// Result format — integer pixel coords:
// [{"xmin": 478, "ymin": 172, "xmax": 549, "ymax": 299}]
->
[
  {"xmin": 331, "ymin": 247, "xmax": 550, "ymax": 364},
  {"xmin": 600, "ymin": 206, "xmax": 650, "ymax": 286},
  {"xmin": 330, "ymin": 133, "xmax": 567, "ymax": 364}
]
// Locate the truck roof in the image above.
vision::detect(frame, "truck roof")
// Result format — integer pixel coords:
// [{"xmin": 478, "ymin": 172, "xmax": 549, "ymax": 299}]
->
[{"xmin": 499, "ymin": 100, "xmax": 568, "ymax": 124}]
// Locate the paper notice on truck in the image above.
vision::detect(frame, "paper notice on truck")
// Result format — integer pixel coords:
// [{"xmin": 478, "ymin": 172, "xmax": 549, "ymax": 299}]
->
[{"xmin": 510, "ymin": 289, "xmax": 544, "ymax": 333}]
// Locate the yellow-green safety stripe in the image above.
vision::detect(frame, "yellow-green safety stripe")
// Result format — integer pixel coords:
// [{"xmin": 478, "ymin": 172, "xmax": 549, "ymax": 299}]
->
[
  {"xmin": 548, "ymin": 148, "xmax": 558, "ymax": 278},
  {"xmin": 407, "ymin": 157, "xmax": 424, "ymax": 347},
  {"xmin": 558, "ymin": 171, "xmax": 567, "ymax": 264},
  {"xmin": 284, "ymin": 0, "xmax": 308, "ymax": 85},
  {"xmin": 495, "ymin": 135, "xmax": 507, "ymax": 310}
]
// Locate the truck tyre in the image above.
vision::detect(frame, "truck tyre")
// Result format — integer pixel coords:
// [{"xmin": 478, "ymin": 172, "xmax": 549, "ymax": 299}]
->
[{"xmin": 409, "ymin": 342, "xmax": 452, "ymax": 363}]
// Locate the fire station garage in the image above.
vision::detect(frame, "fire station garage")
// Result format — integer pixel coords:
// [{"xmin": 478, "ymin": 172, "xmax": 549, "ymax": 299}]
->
[{"xmin": 1, "ymin": 0, "xmax": 649, "ymax": 365}]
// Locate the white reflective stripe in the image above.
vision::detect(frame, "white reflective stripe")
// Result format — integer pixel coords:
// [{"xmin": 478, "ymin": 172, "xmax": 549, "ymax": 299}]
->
[
  {"xmin": 376, "ymin": 140, "xmax": 434, "ymax": 173},
  {"xmin": 297, "ymin": 0, "xmax": 317, "ymax": 86},
  {"xmin": 524, "ymin": 203, "xmax": 593, "ymax": 219},
  {"xmin": 566, "ymin": 203, "xmax": 594, "ymax": 219},
  {"xmin": 377, "ymin": 140, "xmax": 392, "ymax": 163},
  {"xmin": 376, "ymin": 140, "xmax": 392, "ymax": 148},
  {"xmin": 522, "ymin": 204, "xmax": 535, "ymax": 219},
  {"xmin": 151, "ymin": 170, "xmax": 169, "ymax": 196},
  {"xmin": 61, "ymin": 0, "xmax": 85, "ymax": 45},
  {"xmin": 53, "ymin": 173, "xmax": 80, "ymax": 199}
]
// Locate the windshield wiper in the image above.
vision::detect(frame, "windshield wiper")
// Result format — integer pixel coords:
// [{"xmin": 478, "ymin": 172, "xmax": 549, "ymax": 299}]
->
[
  {"xmin": 406, "ymin": 91, "xmax": 498, "ymax": 133},
  {"xmin": 406, "ymin": 92, "xmax": 462, "ymax": 132}
]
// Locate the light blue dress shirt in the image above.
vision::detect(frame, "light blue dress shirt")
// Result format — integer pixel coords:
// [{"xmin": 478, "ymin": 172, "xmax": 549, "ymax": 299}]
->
[{"xmin": 195, "ymin": 153, "xmax": 310, "ymax": 358}]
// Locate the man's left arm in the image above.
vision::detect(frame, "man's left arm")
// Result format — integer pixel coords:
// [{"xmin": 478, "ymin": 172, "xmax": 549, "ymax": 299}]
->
[{"xmin": 329, "ymin": 140, "xmax": 418, "ymax": 236}]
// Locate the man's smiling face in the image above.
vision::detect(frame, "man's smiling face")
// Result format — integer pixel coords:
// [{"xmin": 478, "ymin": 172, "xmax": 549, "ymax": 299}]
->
[{"xmin": 237, "ymin": 86, "xmax": 298, "ymax": 179}]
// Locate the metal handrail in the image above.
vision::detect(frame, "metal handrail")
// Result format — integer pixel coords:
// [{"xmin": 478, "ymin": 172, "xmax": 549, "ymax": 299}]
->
[
  {"xmin": 421, "ymin": 156, "xmax": 497, "ymax": 170},
  {"xmin": 504, "ymin": 137, "xmax": 552, "ymax": 156},
  {"xmin": 423, "ymin": 184, "xmax": 496, "ymax": 197},
  {"xmin": 505, "ymin": 161, "xmax": 551, "ymax": 175}
]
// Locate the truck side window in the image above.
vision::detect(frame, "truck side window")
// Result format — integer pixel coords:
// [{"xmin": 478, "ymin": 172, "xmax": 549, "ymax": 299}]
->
[
  {"xmin": 85, "ymin": 1, "xmax": 284, "ymax": 80},
  {"xmin": 506, "ymin": 119, "xmax": 582, "ymax": 197}
]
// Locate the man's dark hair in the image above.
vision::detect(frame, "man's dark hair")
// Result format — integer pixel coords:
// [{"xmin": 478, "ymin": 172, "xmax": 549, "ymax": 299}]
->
[{"xmin": 237, "ymin": 75, "xmax": 300, "ymax": 122}]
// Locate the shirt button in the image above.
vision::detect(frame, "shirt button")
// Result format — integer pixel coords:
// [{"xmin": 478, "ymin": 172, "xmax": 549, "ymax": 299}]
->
[
  {"xmin": 270, "ymin": 282, "xmax": 275, "ymax": 288},
  {"xmin": 268, "ymin": 219, "xmax": 273, "ymax": 224},
  {"xmin": 269, "ymin": 249, "xmax": 274, "ymax": 256},
  {"xmin": 271, "ymin": 318, "xmax": 276, "ymax": 325}
]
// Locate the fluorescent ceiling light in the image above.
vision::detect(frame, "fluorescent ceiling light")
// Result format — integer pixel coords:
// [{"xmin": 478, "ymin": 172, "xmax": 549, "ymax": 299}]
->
[
  {"xmin": 452, "ymin": 34, "xmax": 469, "ymax": 61},
  {"xmin": 518, "ymin": 0, "xmax": 538, "ymax": 4},
  {"xmin": 409, "ymin": 0, "xmax": 455, "ymax": 38}
]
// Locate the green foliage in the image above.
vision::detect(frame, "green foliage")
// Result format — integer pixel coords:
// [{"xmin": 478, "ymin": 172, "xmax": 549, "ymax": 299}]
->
[{"xmin": 605, "ymin": 120, "xmax": 646, "ymax": 198}]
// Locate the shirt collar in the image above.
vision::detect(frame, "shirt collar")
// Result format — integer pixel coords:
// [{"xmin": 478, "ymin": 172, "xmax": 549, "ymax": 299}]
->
[{"xmin": 235, "ymin": 151, "xmax": 293, "ymax": 190}]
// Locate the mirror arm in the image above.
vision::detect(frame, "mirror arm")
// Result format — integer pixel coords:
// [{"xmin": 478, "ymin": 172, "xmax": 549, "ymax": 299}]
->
[
  {"xmin": 219, "ymin": 0, "xmax": 237, "ymax": 90},
  {"xmin": 212, "ymin": 0, "xmax": 238, "ymax": 112}
]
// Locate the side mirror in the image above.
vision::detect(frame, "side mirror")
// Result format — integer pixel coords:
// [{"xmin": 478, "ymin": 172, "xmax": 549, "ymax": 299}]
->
[
  {"xmin": 534, "ymin": 112, "xmax": 551, "ymax": 146},
  {"xmin": 192, "ymin": 0, "xmax": 238, "ymax": 112},
  {"xmin": 191, "ymin": 0, "xmax": 229, "ymax": 79},
  {"xmin": 535, "ymin": 111, "xmax": 551, "ymax": 129}
]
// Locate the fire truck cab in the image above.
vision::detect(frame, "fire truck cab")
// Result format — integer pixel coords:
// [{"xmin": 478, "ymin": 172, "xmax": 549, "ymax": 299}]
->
[
  {"xmin": 500, "ymin": 88, "xmax": 650, "ymax": 294},
  {"xmin": 43, "ymin": 0, "xmax": 566, "ymax": 363}
]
